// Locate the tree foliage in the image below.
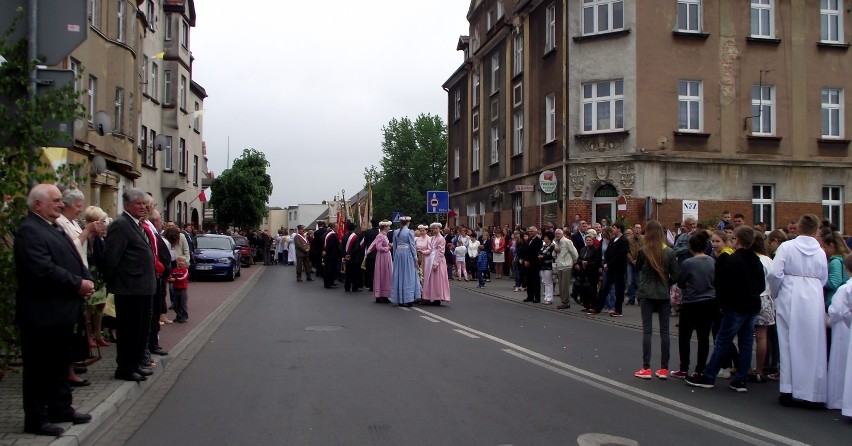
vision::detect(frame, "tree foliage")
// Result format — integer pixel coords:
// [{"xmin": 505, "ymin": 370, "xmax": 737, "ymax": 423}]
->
[
  {"xmin": 369, "ymin": 114, "xmax": 447, "ymax": 224},
  {"xmin": 0, "ymin": 11, "xmax": 86, "ymax": 370},
  {"xmin": 209, "ymin": 148, "xmax": 273, "ymax": 229}
]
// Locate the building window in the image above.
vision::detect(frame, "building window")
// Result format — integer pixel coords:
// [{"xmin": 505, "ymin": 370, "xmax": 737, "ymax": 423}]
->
[
  {"xmin": 545, "ymin": 3, "xmax": 556, "ymax": 52},
  {"xmin": 179, "ymin": 75, "xmax": 187, "ymax": 109},
  {"xmin": 453, "ymin": 148, "xmax": 460, "ymax": 178},
  {"xmin": 148, "ymin": 129, "xmax": 157, "ymax": 167},
  {"xmin": 181, "ymin": 19, "xmax": 189, "ymax": 49},
  {"xmin": 513, "ymin": 194, "xmax": 522, "ymax": 226},
  {"xmin": 179, "ymin": 138, "xmax": 186, "ymax": 174},
  {"xmin": 150, "ymin": 62, "xmax": 158, "ymax": 100},
  {"xmin": 583, "ymin": 0, "xmax": 624, "ymax": 35},
  {"xmin": 163, "ymin": 70, "xmax": 172, "ymax": 104},
  {"xmin": 513, "ymin": 82, "xmax": 523, "ymax": 108},
  {"xmin": 677, "ymin": 0, "xmax": 701, "ymax": 32},
  {"xmin": 140, "ymin": 125, "xmax": 148, "ymax": 165},
  {"xmin": 487, "ymin": 6, "xmax": 495, "ymax": 30},
  {"xmin": 582, "ymin": 80, "xmax": 624, "ymax": 133},
  {"xmin": 194, "ymin": 101, "xmax": 200, "ymax": 130},
  {"xmin": 513, "ymin": 111, "xmax": 524, "ymax": 155},
  {"xmin": 70, "ymin": 58, "xmax": 81, "ymax": 94},
  {"xmin": 467, "ymin": 203, "xmax": 477, "ymax": 228},
  {"xmin": 116, "ymin": 0, "xmax": 125, "ymax": 42},
  {"xmin": 491, "ymin": 98, "xmax": 499, "ymax": 121},
  {"xmin": 750, "ymin": 0, "xmax": 774, "ymax": 38},
  {"xmin": 165, "ymin": 13, "xmax": 172, "ymax": 40},
  {"xmin": 678, "ymin": 80, "xmax": 702, "ymax": 131},
  {"xmin": 513, "ymin": 33, "xmax": 523, "ymax": 76},
  {"xmin": 113, "ymin": 87, "xmax": 123, "ymax": 133},
  {"xmin": 490, "ymin": 53, "xmax": 500, "ymax": 94},
  {"xmin": 472, "ymin": 134, "xmax": 480, "ymax": 172},
  {"xmin": 490, "ymin": 125, "xmax": 499, "ymax": 164},
  {"xmin": 497, "ymin": 0, "xmax": 504, "ymax": 18},
  {"xmin": 751, "ymin": 85, "xmax": 775, "ymax": 135},
  {"xmin": 479, "ymin": 201, "xmax": 486, "ymax": 224},
  {"xmin": 140, "ymin": 58, "xmax": 147, "ymax": 95},
  {"xmin": 472, "ymin": 110, "xmax": 480, "ymax": 132},
  {"xmin": 546, "ymin": 93, "xmax": 556, "ymax": 142},
  {"xmin": 752, "ymin": 184, "xmax": 774, "ymax": 229},
  {"xmin": 87, "ymin": 75, "xmax": 96, "ymax": 122},
  {"xmin": 90, "ymin": 0, "xmax": 99, "ymax": 28},
  {"xmin": 146, "ymin": 0, "xmax": 155, "ymax": 28},
  {"xmin": 193, "ymin": 155, "xmax": 199, "ymax": 185},
  {"xmin": 823, "ymin": 186, "xmax": 843, "ymax": 229},
  {"xmin": 821, "ymin": 0, "xmax": 843, "ymax": 43},
  {"xmin": 163, "ymin": 136, "xmax": 173, "ymax": 171},
  {"xmin": 822, "ymin": 88, "xmax": 843, "ymax": 138},
  {"xmin": 472, "ymin": 73, "xmax": 480, "ymax": 107},
  {"xmin": 454, "ymin": 89, "xmax": 461, "ymax": 121}
]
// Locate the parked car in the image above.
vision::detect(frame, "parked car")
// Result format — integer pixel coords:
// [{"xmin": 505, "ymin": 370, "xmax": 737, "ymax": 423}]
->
[
  {"xmin": 232, "ymin": 235, "xmax": 255, "ymax": 267},
  {"xmin": 191, "ymin": 234, "xmax": 241, "ymax": 281}
]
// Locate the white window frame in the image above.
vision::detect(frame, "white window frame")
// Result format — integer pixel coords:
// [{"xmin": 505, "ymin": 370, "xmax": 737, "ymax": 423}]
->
[
  {"xmin": 513, "ymin": 194, "xmax": 522, "ymax": 226},
  {"xmin": 179, "ymin": 75, "xmax": 187, "ymax": 109},
  {"xmin": 148, "ymin": 129, "xmax": 157, "ymax": 167},
  {"xmin": 513, "ymin": 33, "xmax": 523, "ymax": 76},
  {"xmin": 181, "ymin": 19, "xmax": 189, "ymax": 49},
  {"xmin": 90, "ymin": 0, "xmax": 99, "ymax": 28},
  {"xmin": 513, "ymin": 82, "xmax": 523, "ymax": 108},
  {"xmin": 140, "ymin": 125, "xmax": 147, "ymax": 164},
  {"xmin": 479, "ymin": 201, "xmax": 486, "ymax": 224},
  {"xmin": 545, "ymin": 3, "xmax": 556, "ymax": 52},
  {"xmin": 751, "ymin": 85, "xmax": 775, "ymax": 135},
  {"xmin": 472, "ymin": 110, "xmax": 480, "ymax": 132},
  {"xmin": 490, "ymin": 53, "xmax": 500, "ymax": 94},
  {"xmin": 472, "ymin": 134, "xmax": 480, "ymax": 172},
  {"xmin": 70, "ymin": 58, "xmax": 81, "ymax": 94},
  {"xmin": 453, "ymin": 148, "xmax": 460, "ymax": 178},
  {"xmin": 490, "ymin": 125, "xmax": 499, "ymax": 165},
  {"xmin": 193, "ymin": 155, "xmax": 199, "ymax": 185},
  {"xmin": 822, "ymin": 87, "xmax": 844, "ymax": 138},
  {"xmin": 454, "ymin": 89, "xmax": 461, "ymax": 121},
  {"xmin": 140, "ymin": 57, "xmax": 147, "ymax": 95},
  {"xmin": 750, "ymin": 0, "xmax": 775, "ymax": 38},
  {"xmin": 583, "ymin": 0, "xmax": 625, "ymax": 35},
  {"xmin": 87, "ymin": 75, "xmax": 96, "ymax": 123},
  {"xmin": 497, "ymin": 0, "xmax": 504, "ymax": 19},
  {"xmin": 678, "ymin": 80, "xmax": 702, "ymax": 132},
  {"xmin": 487, "ymin": 6, "xmax": 494, "ymax": 30},
  {"xmin": 165, "ymin": 13, "xmax": 173, "ymax": 40},
  {"xmin": 163, "ymin": 135, "xmax": 173, "ymax": 170},
  {"xmin": 472, "ymin": 72, "xmax": 480, "ymax": 107},
  {"xmin": 116, "ymin": 0, "xmax": 125, "ymax": 42},
  {"xmin": 823, "ymin": 186, "xmax": 844, "ymax": 229},
  {"xmin": 821, "ymin": 0, "xmax": 844, "ymax": 43},
  {"xmin": 150, "ymin": 62, "xmax": 158, "ymax": 100},
  {"xmin": 582, "ymin": 80, "xmax": 624, "ymax": 133},
  {"xmin": 752, "ymin": 184, "xmax": 775, "ymax": 229},
  {"xmin": 467, "ymin": 203, "xmax": 477, "ymax": 228},
  {"xmin": 194, "ymin": 101, "xmax": 200, "ymax": 130},
  {"xmin": 113, "ymin": 87, "xmax": 123, "ymax": 133},
  {"xmin": 179, "ymin": 138, "xmax": 186, "ymax": 174},
  {"xmin": 163, "ymin": 70, "xmax": 172, "ymax": 104},
  {"xmin": 146, "ymin": 0, "xmax": 155, "ymax": 29},
  {"xmin": 513, "ymin": 111, "xmax": 524, "ymax": 155},
  {"xmin": 677, "ymin": 0, "xmax": 701, "ymax": 32},
  {"xmin": 546, "ymin": 93, "xmax": 556, "ymax": 142}
]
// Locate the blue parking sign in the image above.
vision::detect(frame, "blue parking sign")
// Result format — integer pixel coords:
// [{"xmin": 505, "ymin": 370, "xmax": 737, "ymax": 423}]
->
[{"xmin": 426, "ymin": 191, "xmax": 449, "ymax": 214}]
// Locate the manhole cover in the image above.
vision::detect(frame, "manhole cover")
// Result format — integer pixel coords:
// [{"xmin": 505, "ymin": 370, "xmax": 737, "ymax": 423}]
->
[{"xmin": 304, "ymin": 325, "xmax": 344, "ymax": 331}]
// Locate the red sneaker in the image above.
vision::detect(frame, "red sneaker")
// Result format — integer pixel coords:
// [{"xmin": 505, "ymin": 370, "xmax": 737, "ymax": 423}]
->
[
  {"xmin": 655, "ymin": 369, "xmax": 669, "ymax": 379},
  {"xmin": 634, "ymin": 368, "xmax": 652, "ymax": 379}
]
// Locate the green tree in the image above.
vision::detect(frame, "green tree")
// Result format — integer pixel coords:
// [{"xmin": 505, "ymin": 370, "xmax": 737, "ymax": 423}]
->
[
  {"xmin": 209, "ymin": 148, "xmax": 273, "ymax": 229},
  {"xmin": 0, "ymin": 11, "xmax": 85, "ymax": 371},
  {"xmin": 370, "ymin": 114, "xmax": 447, "ymax": 224}
]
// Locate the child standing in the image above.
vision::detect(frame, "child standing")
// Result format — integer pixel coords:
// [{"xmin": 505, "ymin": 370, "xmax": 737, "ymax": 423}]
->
[
  {"xmin": 169, "ymin": 255, "xmax": 190, "ymax": 323},
  {"xmin": 476, "ymin": 248, "xmax": 489, "ymax": 288},
  {"xmin": 454, "ymin": 241, "xmax": 468, "ymax": 281}
]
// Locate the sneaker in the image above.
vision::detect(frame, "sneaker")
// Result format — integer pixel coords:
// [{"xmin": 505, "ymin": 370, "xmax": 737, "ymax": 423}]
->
[
  {"xmin": 767, "ymin": 373, "xmax": 780, "ymax": 381},
  {"xmin": 655, "ymin": 369, "xmax": 669, "ymax": 379},
  {"xmin": 716, "ymin": 368, "xmax": 731, "ymax": 379},
  {"xmin": 669, "ymin": 370, "xmax": 688, "ymax": 379},
  {"xmin": 685, "ymin": 375, "xmax": 715, "ymax": 389},
  {"xmin": 634, "ymin": 368, "xmax": 652, "ymax": 379},
  {"xmin": 729, "ymin": 381, "xmax": 748, "ymax": 392}
]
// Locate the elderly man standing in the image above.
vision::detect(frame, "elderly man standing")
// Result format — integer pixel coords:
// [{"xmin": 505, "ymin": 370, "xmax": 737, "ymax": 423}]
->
[
  {"xmin": 103, "ymin": 188, "xmax": 157, "ymax": 382},
  {"xmin": 15, "ymin": 184, "xmax": 94, "ymax": 436},
  {"xmin": 768, "ymin": 214, "xmax": 829, "ymax": 408},
  {"xmin": 554, "ymin": 228, "xmax": 579, "ymax": 310}
]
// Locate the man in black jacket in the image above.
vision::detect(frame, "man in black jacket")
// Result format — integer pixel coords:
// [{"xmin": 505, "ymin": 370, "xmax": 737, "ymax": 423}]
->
[
  {"xmin": 594, "ymin": 221, "xmax": 629, "ymax": 316},
  {"xmin": 342, "ymin": 222, "xmax": 363, "ymax": 292},
  {"xmin": 523, "ymin": 226, "xmax": 543, "ymax": 303},
  {"xmin": 360, "ymin": 219, "xmax": 380, "ymax": 290},
  {"xmin": 322, "ymin": 221, "xmax": 340, "ymax": 288}
]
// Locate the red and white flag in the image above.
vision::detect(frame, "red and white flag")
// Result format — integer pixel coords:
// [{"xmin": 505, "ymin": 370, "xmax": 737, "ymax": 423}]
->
[{"xmin": 199, "ymin": 188, "xmax": 212, "ymax": 203}]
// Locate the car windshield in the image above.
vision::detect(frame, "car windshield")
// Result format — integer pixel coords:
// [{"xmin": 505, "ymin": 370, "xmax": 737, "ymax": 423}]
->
[{"xmin": 196, "ymin": 237, "xmax": 232, "ymax": 250}]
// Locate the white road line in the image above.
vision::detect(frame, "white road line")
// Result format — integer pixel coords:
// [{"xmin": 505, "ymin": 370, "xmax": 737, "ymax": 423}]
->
[
  {"xmin": 420, "ymin": 316, "xmax": 440, "ymax": 323},
  {"xmin": 412, "ymin": 307, "xmax": 809, "ymax": 446},
  {"xmin": 452, "ymin": 329, "xmax": 480, "ymax": 339}
]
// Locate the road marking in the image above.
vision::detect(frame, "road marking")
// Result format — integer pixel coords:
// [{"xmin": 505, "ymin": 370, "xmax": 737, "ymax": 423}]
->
[
  {"xmin": 420, "ymin": 315, "xmax": 439, "ymax": 323},
  {"xmin": 577, "ymin": 433, "xmax": 638, "ymax": 446},
  {"xmin": 452, "ymin": 329, "xmax": 480, "ymax": 339},
  {"xmin": 412, "ymin": 307, "xmax": 809, "ymax": 446}
]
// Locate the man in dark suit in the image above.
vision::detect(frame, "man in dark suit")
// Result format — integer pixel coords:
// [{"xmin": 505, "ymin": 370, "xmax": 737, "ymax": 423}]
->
[
  {"xmin": 312, "ymin": 221, "xmax": 327, "ymax": 278},
  {"xmin": 571, "ymin": 220, "xmax": 589, "ymax": 253},
  {"xmin": 360, "ymin": 219, "xmax": 380, "ymax": 291},
  {"xmin": 103, "ymin": 188, "xmax": 157, "ymax": 382},
  {"xmin": 594, "ymin": 221, "xmax": 629, "ymax": 316},
  {"xmin": 145, "ymin": 210, "xmax": 171, "ymax": 358},
  {"xmin": 522, "ymin": 226, "xmax": 543, "ymax": 303},
  {"xmin": 15, "ymin": 184, "xmax": 94, "ymax": 436},
  {"xmin": 342, "ymin": 222, "xmax": 363, "ymax": 292},
  {"xmin": 322, "ymin": 221, "xmax": 340, "ymax": 288}
]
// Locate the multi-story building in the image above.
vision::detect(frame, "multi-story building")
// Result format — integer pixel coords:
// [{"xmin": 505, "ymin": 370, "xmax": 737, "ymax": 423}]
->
[{"xmin": 446, "ymin": 0, "xmax": 852, "ymax": 234}]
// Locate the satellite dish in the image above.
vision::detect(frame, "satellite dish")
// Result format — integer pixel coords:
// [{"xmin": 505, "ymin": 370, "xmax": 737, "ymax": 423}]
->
[
  {"xmin": 153, "ymin": 134, "xmax": 170, "ymax": 151},
  {"xmin": 90, "ymin": 155, "xmax": 107, "ymax": 174},
  {"xmin": 93, "ymin": 111, "xmax": 111, "ymax": 136}
]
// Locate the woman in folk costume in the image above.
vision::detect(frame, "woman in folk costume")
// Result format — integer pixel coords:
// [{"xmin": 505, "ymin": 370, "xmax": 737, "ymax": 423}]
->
[
  {"xmin": 415, "ymin": 225, "xmax": 430, "ymax": 285},
  {"xmin": 390, "ymin": 216, "xmax": 421, "ymax": 307},
  {"xmin": 422, "ymin": 222, "xmax": 451, "ymax": 305},
  {"xmin": 370, "ymin": 221, "xmax": 393, "ymax": 303},
  {"xmin": 826, "ymin": 254, "xmax": 852, "ymax": 413}
]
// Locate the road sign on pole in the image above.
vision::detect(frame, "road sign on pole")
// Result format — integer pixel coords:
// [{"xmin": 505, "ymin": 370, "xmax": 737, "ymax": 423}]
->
[
  {"xmin": 426, "ymin": 191, "xmax": 449, "ymax": 214},
  {"xmin": 391, "ymin": 211, "xmax": 404, "ymax": 223},
  {"xmin": 0, "ymin": 0, "xmax": 89, "ymax": 65}
]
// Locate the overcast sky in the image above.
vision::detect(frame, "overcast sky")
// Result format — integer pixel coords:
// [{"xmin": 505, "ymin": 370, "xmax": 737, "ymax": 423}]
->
[{"xmin": 190, "ymin": 1, "xmax": 470, "ymax": 208}]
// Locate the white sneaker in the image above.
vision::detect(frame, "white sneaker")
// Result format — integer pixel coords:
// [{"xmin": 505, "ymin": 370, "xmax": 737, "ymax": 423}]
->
[{"xmin": 717, "ymin": 368, "xmax": 731, "ymax": 379}]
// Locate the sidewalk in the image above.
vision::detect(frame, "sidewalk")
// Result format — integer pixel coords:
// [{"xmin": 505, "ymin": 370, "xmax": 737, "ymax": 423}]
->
[{"xmin": 0, "ymin": 265, "xmax": 266, "ymax": 446}]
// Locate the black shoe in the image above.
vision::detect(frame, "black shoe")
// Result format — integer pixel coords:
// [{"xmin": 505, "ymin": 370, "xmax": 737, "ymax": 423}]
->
[
  {"xmin": 557, "ymin": 304, "xmax": 570, "ymax": 309},
  {"xmin": 729, "ymin": 381, "xmax": 748, "ymax": 393},
  {"xmin": 306, "ymin": 278, "xmax": 314, "ymax": 281},
  {"xmin": 68, "ymin": 379, "xmax": 91, "ymax": 388},
  {"xmin": 24, "ymin": 422, "xmax": 64, "ymax": 436},
  {"xmin": 404, "ymin": 303, "xmax": 413, "ymax": 307},
  {"xmin": 685, "ymin": 375, "xmax": 714, "ymax": 389},
  {"xmin": 135, "ymin": 367, "xmax": 154, "ymax": 377},
  {"xmin": 150, "ymin": 347, "xmax": 169, "ymax": 356},
  {"xmin": 115, "ymin": 371, "xmax": 146, "ymax": 382},
  {"xmin": 50, "ymin": 411, "xmax": 92, "ymax": 425},
  {"xmin": 533, "ymin": 299, "xmax": 541, "ymax": 303},
  {"xmin": 74, "ymin": 365, "xmax": 88, "ymax": 375},
  {"xmin": 522, "ymin": 298, "xmax": 533, "ymax": 302}
]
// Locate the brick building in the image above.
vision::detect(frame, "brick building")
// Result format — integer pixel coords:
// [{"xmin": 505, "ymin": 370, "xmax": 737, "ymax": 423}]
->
[{"xmin": 444, "ymin": 0, "xmax": 852, "ymax": 234}]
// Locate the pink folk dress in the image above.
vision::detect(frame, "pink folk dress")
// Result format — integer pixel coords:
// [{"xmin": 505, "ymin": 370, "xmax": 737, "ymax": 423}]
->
[
  {"xmin": 422, "ymin": 235, "xmax": 451, "ymax": 302},
  {"xmin": 372, "ymin": 231, "xmax": 393, "ymax": 299},
  {"xmin": 416, "ymin": 235, "xmax": 430, "ymax": 283}
]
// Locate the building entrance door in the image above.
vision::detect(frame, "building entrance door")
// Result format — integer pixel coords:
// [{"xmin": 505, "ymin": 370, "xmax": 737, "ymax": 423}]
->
[{"xmin": 592, "ymin": 184, "xmax": 618, "ymax": 225}]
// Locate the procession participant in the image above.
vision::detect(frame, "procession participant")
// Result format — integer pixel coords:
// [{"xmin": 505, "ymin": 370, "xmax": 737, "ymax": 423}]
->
[
  {"xmin": 415, "ymin": 225, "xmax": 430, "ymax": 285},
  {"xmin": 826, "ymin": 254, "xmax": 852, "ymax": 413},
  {"xmin": 390, "ymin": 216, "xmax": 420, "ymax": 307},
  {"xmin": 294, "ymin": 225, "xmax": 312, "ymax": 281},
  {"xmin": 422, "ymin": 222, "xmax": 451, "ymax": 305},
  {"xmin": 768, "ymin": 214, "xmax": 829, "ymax": 408},
  {"xmin": 342, "ymin": 222, "xmax": 364, "ymax": 292},
  {"xmin": 311, "ymin": 221, "xmax": 327, "ymax": 278},
  {"xmin": 371, "ymin": 221, "xmax": 393, "ymax": 303},
  {"xmin": 554, "ymin": 228, "xmax": 578, "ymax": 310},
  {"xmin": 16, "ymin": 184, "xmax": 94, "ymax": 436},
  {"xmin": 275, "ymin": 230, "xmax": 286, "ymax": 265},
  {"xmin": 360, "ymin": 219, "xmax": 380, "ymax": 291},
  {"xmin": 322, "ymin": 221, "xmax": 340, "ymax": 289},
  {"xmin": 492, "ymin": 227, "xmax": 506, "ymax": 279},
  {"xmin": 522, "ymin": 226, "xmax": 543, "ymax": 303},
  {"xmin": 286, "ymin": 228, "xmax": 296, "ymax": 265}
]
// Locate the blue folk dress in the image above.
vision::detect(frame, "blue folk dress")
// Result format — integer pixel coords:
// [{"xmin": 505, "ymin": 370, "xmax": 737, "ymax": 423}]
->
[{"xmin": 390, "ymin": 226, "xmax": 421, "ymax": 305}]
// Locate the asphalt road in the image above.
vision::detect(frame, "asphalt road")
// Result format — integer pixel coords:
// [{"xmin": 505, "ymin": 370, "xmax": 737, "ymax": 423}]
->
[{"xmin": 122, "ymin": 267, "xmax": 850, "ymax": 446}]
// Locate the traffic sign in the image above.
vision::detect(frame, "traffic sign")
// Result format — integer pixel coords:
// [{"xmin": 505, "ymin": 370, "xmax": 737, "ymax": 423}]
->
[
  {"xmin": 426, "ymin": 191, "xmax": 449, "ymax": 214},
  {"xmin": 1, "ymin": 0, "xmax": 89, "ymax": 65},
  {"xmin": 391, "ymin": 211, "xmax": 404, "ymax": 223}
]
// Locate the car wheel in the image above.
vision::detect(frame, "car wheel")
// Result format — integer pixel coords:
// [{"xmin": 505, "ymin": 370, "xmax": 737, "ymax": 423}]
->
[
  {"xmin": 235, "ymin": 263, "xmax": 241, "ymax": 278},
  {"xmin": 227, "ymin": 265, "xmax": 236, "ymax": 281}
]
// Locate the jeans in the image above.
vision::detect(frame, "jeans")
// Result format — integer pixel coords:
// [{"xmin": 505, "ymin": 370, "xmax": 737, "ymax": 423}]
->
[
  {"xmin": 626, "ymin": 263, "xmax": 638, "ymax": 302},
  {"xmin": 701, "ymin": 310, "xmax": 757, "ymax": 384},
  {"xmin": 597, "ymin": 270, "xmax": 626, "ymax": 314},
  {"xmin": 477, "ymin": 269, "xmax": 486, "ymax": 286},
  {"xmin": 640, "ymin": 299, "xmax": 671, "ymax": 369},
  {"xmin": 540, "ymin": 269, "xmax": 554, "ymax": 302},
  {"xmin": 513, "ymin": 261, "xmax": 522, "ymax": 287}
]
